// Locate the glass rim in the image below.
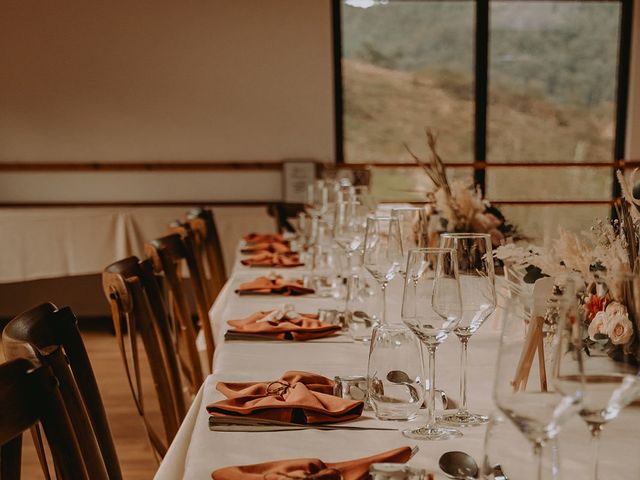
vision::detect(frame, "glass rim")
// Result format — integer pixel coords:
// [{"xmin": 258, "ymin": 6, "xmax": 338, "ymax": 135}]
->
[
  {"xmin": 372, "ymin": 323, "xmax": 411, "ymax": 332},
  {"xmin": 440, "ymin": 232, "xmax": 491, "ymax": 239},
  {"xmin": 406, "ymin": 247, "xmax": 455, "ymax": 256},
  {"xmin": 390, "ymin": 206, "xmax": 424, "ymax": 213},
  {"xmin": 366, "ymin": 215, "xmax": 397, "ymax": 221}
]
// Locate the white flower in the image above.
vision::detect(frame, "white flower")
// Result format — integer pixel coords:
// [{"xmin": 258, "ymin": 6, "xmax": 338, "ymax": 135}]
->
[
  {"xmin": 605, "ymin": 302, "xmax": 628, "ymax": 317},
  {"xmin": 588, "ymin": 310, "xmax": 610, "ymax": 341},
  {"xmin": 605, "ymin": 312, "xmax": 634, "ymax": 345}
]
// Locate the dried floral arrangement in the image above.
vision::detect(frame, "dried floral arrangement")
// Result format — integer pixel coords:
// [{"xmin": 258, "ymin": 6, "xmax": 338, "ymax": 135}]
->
[
  {"xmin": 496, "ymin": 170, "xmax": 640, "ymax": 362},
  {"xmin": 406, "ymin": 129, "xmax": 524, "ymax": 247}
]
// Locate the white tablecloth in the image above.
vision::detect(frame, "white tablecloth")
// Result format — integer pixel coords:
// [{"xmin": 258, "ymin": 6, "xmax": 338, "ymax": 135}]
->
[
  {"xmin": 0, "ymin": 206, "xmax": 274, "ymax": 283},
  {"xmin": 155, "ymin": 261, "xmax": 640, "ymax": 479}
]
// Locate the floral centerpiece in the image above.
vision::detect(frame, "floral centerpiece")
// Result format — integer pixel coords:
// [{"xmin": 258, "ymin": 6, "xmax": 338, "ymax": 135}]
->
[
  {"xmin": 496, "ymin": 170, "xmax": 640, "ymax": 362},
  {"xmin": 406, "ymin": 129, "xmax": 524, "ymax": 247}
]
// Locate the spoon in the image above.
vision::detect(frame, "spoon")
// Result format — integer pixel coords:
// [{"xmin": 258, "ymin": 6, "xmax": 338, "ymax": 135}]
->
[
  {"xmin": 386, "ymin": 370, "xmax": 451, "ymax": 409},
  {"xmin": 438, "ymin": 451, "xmax": 479, "ymax": 480},
  {"xmin": 386, "ymin": 370, "xmax": 421, "ymax": 402}
]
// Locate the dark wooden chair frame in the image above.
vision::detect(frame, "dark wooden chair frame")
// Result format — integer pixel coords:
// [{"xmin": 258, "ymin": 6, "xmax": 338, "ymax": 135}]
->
[{"xmin": 2, "ymin": 302, "xmax": 120, "ymax": 480}]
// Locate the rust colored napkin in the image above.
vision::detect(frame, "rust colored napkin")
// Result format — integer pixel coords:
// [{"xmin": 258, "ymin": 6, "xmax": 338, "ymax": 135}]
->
[
  {"xmin": 243, "ymin": 233, "xmax": 286, "ymax": 245},
  {"xmin": 226, "ymin": 310, "xmax": 340, "ymax": 341},
  {"xmin": 211, "ymin": 446, "xmax": 413, "ymax": 480},
  {"xmin": 241, "ymin": 242, "xmax": 292, "ymax": 255},
  {"xmin": 235, "ymin": 276, "xmax": 314, "ymax": 296},
  {"xmin": 207, "ymin": 371, "xmax": 364, "ymax": 425},
  {"xmin": 240, "ymin": 252, "xmax": 304, "ymax": 268}
]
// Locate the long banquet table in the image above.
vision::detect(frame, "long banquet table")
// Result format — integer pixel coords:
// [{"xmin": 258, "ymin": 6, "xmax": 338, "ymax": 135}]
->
[{"xmin": 154, "ymin": 251, "xmax": 640, "ymax": 479}]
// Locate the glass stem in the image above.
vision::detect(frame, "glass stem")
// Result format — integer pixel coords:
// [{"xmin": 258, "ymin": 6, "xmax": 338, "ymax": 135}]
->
[
  {"xmin": 588, "ymin": 422, "xmax": 603, "ymax": 480},
  {"xmin": 458, "ymin": 336, "xmax": 470, "ymax": 416},
  {"xmin": 425, "ymin": 345, "xmax": 438, "ymax": 429},
  {"xmin": 533, "ymin": 440, "xmax": 544, "ymax": 480},
  {"xmin": 549, "ymin": 436, "xmax": 561, "ymax": 480},
  {"xmin": 380, "ymin": 282, "xmax": 388, "ymax": 324}
]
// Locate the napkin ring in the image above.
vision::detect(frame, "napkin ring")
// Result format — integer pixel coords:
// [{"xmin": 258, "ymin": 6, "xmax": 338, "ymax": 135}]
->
[
  {"xmin": 263, "ymin": 468, "xmax": 342, "ymax": 480},
  {"xmin": 266, "ymin": 380, "xmax": 291, "ymax": 396}
]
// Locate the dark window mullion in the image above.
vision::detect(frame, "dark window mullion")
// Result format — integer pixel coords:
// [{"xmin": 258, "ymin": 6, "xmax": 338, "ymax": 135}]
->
[
  {"xmin": 612, "ymin": 0, "xmax": 633, "ymax": 211},
  {"xmin": 474, "ymin": 0, "xmax": 489, "ymax": 194},
  {"xmin": 332, "ymin": 0, "xmax": 345, "ymax": 164}
]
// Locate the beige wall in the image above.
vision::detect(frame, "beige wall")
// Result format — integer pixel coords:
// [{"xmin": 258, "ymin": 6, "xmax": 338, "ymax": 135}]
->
[
  {"xmin": 0, "ymin": 0, "xmax": 335, "ymax": 203},
  {"xmin": 0, "ymin": 0, "xmax": 334, "ymax": 163}
]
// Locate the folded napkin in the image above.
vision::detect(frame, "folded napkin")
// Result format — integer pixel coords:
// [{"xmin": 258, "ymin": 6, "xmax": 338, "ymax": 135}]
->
[
  {"xmin": 226, "ymin": 307, "xmax": 340, "ymax": 341},
  {"xmin": 243, "ymin": 233, "xmax": 286, "ymax": 245},
  {"xmin": 235, "ymin": 276, "xmax": 314, "ymax": 296},
  {"xmin": 207, "ymin": 371, "xmax": 364, "ymax": 426},
  {"xmin": 240, "ymin": 241, "xmax": 292, "ymax": 255},
  {"xmin": 211, "ymin": 446, "xmax": 413, "ymax": 480},
  {"xmin": 240, "ymin": 252, "xmax": 304, "ymax": 268}
]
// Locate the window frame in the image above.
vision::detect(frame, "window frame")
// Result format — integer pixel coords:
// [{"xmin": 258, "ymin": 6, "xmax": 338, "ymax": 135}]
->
[{"xmin": 332, "ymin": 0, "xmax": 635, "ymax": 211}]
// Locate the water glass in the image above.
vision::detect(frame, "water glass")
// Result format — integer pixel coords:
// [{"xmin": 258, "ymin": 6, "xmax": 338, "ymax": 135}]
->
[
  {"xmin": 367, "ymin": 324, "xmax": 424, "ymax": 421},
  {"xmin": 311, "ymin": 244, "xmax": 342, "ymax": 298}
]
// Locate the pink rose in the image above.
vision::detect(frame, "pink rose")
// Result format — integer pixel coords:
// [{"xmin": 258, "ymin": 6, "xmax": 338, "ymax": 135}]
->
[
  {"xmin": 605, "ymin": 302, "xmax": 627, "ymax": 317},
  {"xmin": 588, "ymin": 310, "xmax": 609, "ymax": 340},
  {"xmin": 605, "ymin": 313, "xmax": 634, "ymax": 345}
]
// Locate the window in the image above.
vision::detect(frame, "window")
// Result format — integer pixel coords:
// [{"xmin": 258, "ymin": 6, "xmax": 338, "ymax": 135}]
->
[{"xmin": 334, "ymin": 0, "xmax": 633, "ymax": 239}]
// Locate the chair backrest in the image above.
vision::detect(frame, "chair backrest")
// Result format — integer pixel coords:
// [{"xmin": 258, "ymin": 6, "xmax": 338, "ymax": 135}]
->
[
  {"xmin": 187, "ymin": 207, "xmax": 227, "ymax": 295},
  {"xmin": 168, "ymin": 220, "xmax": 214, "ymax": 307},
  {"xmin": 145, "ymin": 233, "xmax": 214, "ymax": 375},
  {"xmin": 2, "ymin": 303, "xmax": 119, "ymax": 480},
  {"xmin": 0, "ymin": 358, "xmax": 89, "ymax": 480},
  {"xmin": 102, "ymin": 256, "xmax": 185, "ymax": 459}
]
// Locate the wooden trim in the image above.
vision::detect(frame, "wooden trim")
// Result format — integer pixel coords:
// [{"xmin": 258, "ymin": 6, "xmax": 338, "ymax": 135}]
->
[
  {"xmin": 0, "ymin": 199, "xmax": 614, "ymax": 208},
  {"xmin": 0, "ymin": 162, "xmax": 284, "ymax": 172},
  {"xmin": 0, "ymin": 160, "xmax": 636, "ymax": 172},
  {"xmin": 341, "ymin": 161, "xmax": 629, "ymax": 168},
  {"xmin": 0, "ymin": 201, "xmax": 276, "ymax": 208}
]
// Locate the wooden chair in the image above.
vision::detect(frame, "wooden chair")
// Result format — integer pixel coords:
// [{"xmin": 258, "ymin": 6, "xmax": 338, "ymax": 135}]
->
[
  {"xmin": 102, "ymin": 256, "xmax": 186, "ymax": 459},
  {"xmin": 2, "ymin": 303, "xmax": 119, "ymax": 480},
  {"xmin": 145, "ymin": 233, "xmax": 214, "ymax": 375},
  {"xmin": 168, "ymin": 220, "xmax": 215, "ymax": 307},
  {"xmin": 0, "ymin": 358, "xmax": 89, "ymax": 480},
  {"xmin": 186, "ymin": 208, "xmax": 227, "ymax": 301}
]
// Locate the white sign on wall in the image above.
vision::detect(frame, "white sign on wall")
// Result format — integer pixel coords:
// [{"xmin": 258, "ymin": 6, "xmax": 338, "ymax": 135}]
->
[{"xmin": 282, "ymin": 160, "xmax": 317, "ymax": 203}]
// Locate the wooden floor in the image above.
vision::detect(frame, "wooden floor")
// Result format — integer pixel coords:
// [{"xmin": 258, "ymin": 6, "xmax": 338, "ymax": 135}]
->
[{"xmin": 1, "ymin": 320, "xmax": 161, "ymax": 479}]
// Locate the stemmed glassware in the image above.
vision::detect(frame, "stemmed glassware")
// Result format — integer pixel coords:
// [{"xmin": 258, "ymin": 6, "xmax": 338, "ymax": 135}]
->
[
  {"xmin": 391, "ymin": 207, "xmax": 430, "ymax": 277},
  {"xmin": 334, "ymin": 200, "xmax": 368, "ymax": 274},
  {"xmin": 439, "ymin": 233, "xmax": 497, "ymax": 427},
  {"xmin": 494, "ymin": 279, "xmax": 584, "ymax": 480},
  {"xmin": 575, "ymin": 272, "xmax": 640, "ymax": 480},
  {"xmin": 306, "ymin": 180, "xmax": 328, "ymax": 218},
  {"xmin": 401, "ymin": 248, "xmax": 463, "ymax": 440},
  {"xmin": 362, "ymin": 216, "xmax": 404, "ymax": 324}
]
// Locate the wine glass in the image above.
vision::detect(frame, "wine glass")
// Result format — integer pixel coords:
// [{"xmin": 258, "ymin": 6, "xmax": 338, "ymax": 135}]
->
[
  {"xmin": 334, "ymin": 200, "xmax": 368, "ymax": 274},
  {"xmin": 576, "ymin": 272, "xmax": 640, "ymax": 480},
  {"xmin": 362, "ymin": 216, "xmax": 403, "ymax": 324},
  {"xmin": 391, "ymin": 207, "xmax": 430, "ymax": 277},
  {"xmin": 494, "ymin": 278, "xmax": 584, "ymax": 480},
  {"xmin": 401, "ymin": 247, "xmax": 462, "ymax": 440},
  {"xmin": 306, "ymin": 180, "xmax": 328, "ymax": 217},
  {"xmin": 438, "ymin": 233, "xmax": 496, "ymax": 427}
]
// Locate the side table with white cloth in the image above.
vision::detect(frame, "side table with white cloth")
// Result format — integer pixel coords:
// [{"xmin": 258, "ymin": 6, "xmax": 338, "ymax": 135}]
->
[{"xmin": 155, "ymin": 248, "xmax": 640, "ymax": 479}]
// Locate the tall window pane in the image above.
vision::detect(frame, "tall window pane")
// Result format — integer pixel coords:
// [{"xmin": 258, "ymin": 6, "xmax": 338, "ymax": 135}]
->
[
  {"xmin": 488, "ymin": 1, "xmax": 620, "ymax": 163},
  {"xmin": 341, "ymin": 0, "xmax": 474, "ymax": 163}
]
